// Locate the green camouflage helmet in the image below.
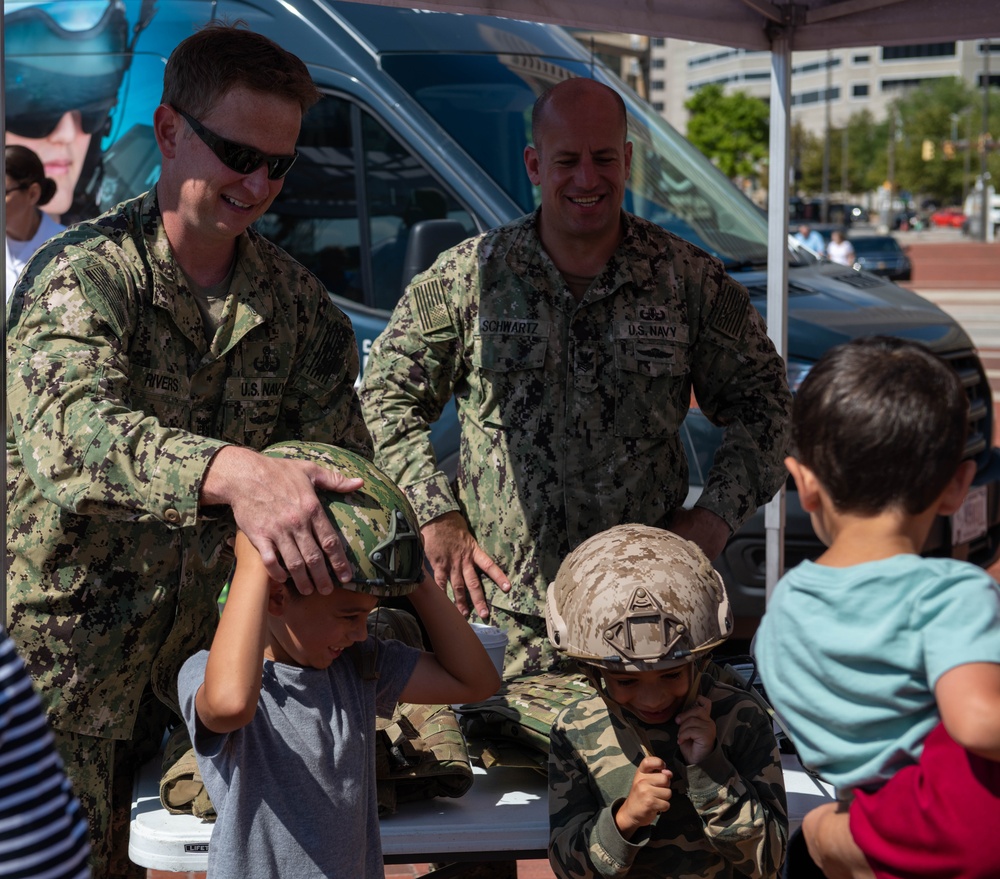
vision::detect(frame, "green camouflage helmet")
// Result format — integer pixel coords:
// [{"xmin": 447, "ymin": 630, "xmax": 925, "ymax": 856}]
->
[
  {"xmin": 545, "ymin": 524, "xmax": 733, "ymax": 672},
  {"xmin": 262, "ymin": 441, "xmax": 424, "ymax": 596}
]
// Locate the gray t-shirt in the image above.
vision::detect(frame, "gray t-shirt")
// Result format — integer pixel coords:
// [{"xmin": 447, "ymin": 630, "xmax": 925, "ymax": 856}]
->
[{"xmin": 179, "ymin": 637, "xmax": 420, "ymax": 878}]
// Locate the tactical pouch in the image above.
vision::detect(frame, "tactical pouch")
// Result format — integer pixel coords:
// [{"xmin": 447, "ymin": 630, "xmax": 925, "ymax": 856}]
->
[
  {"xmin": 375, "ymin": 700, "xmax": 474, "ymax": 816},
  {"xmin": 159, "ymin": 724, "xmax": 216, "ymax": 821},
  {"xmin": 457, "ymin": 671, "xmax": 593, "ymax": 772}
]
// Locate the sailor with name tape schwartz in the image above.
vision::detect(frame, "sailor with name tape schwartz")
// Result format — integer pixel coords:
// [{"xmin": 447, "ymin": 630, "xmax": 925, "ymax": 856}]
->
[{"xmin": 360, "ymin": 78, "xmax": 791, "ymax": 676}]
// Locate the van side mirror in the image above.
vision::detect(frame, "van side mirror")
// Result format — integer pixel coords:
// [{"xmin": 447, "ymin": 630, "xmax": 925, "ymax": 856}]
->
[{"xmin": 401, "ymin": 219, "xmax": 470, "ymax": 288}]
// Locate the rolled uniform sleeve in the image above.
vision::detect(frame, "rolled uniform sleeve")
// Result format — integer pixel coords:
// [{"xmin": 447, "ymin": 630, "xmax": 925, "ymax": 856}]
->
[
  {"xmin": 360, "ymin": 246, "xmax": 475, "ymax": 524},
  {"xmin": 685, "ymin": 265, "xmax": 792, "ymax": 532},
  {"xmin": 684, "ymin": 706, "xmax": 788, "ymax": 876}
]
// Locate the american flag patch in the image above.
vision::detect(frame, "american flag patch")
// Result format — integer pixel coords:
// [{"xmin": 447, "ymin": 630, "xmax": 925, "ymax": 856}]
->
[
  {"xmin": 81, "ymin": 263, "xmax": 128, "ymax": 332},
  {"xmin": 712, "ymin": 280, "xmax": 749, "ymax": 340},
  {"xmin": 412, "ymin": 278, "xmax": 452, "ymax": 333}
]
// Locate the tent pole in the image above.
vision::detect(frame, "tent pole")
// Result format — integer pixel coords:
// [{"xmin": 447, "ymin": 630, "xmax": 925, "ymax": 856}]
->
[{"xmin": 764, "ymin": 29, "xmax": 792, "ymax": 602}]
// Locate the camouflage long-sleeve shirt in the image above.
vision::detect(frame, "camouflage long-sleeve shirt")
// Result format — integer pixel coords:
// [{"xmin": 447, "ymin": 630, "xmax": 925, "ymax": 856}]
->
[
  {"xmin": 5, "ymin": 189, "xmax": 372, "ymax": 738},
  {"xmin": 361, "ymin": 210, "xmax": 791, "ymax": 618},
  {"xmin": 548, "ymin": 680, "xmax": 788, "ymax": 879}
]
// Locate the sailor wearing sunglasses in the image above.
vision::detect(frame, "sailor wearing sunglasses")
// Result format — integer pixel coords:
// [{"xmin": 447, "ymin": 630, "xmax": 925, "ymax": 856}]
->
[{"xmin": 6, "ymin": 23, "xmax": 373, "ymax": 879}]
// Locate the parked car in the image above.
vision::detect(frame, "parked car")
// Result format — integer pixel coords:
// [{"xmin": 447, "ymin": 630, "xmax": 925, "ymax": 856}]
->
[
  {"xmin": 850, "ymin": 235, "xmax": 913, "ymax": 281},
  {"xmin": 10, "ymin": 0, "xmax": 1000, "ymax": 632},
  {"xmin": 930, "ymin": 206, "xmax": 968, "ymax": 228},
  {"xmin": 890, "ymin": 209, "xmax": 920, "ymax": 230}
]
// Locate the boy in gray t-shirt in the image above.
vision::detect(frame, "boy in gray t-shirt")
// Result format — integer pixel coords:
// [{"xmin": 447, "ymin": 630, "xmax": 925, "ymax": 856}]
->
[{"xmin": 178, "ymin": 442, "xmax": 501, "ymax": 879}]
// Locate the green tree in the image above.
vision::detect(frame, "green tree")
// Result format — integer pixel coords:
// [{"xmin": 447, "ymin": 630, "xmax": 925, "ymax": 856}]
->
[
  {"xmin": 891, "ymin": 77, "xmax": 978, "ymax": 204},
  {"xmin": 685, "ymin": 84, "xmax": 770, "ymax": 180},
  {"xmin": 795, "ymin": 111, "xmax": 883, "ymax": 197}
]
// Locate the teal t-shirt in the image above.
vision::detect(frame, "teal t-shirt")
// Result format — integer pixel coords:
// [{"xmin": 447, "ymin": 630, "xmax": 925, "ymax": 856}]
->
[{"xmin": 754, "ymin": 555, "xmax": 1000, "ymax": 795}]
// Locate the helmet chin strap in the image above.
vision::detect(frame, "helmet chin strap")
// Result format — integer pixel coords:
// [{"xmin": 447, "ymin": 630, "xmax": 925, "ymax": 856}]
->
[{"xmin": 581, "ymin": 657, "xmax": 709, "ymax": 761}]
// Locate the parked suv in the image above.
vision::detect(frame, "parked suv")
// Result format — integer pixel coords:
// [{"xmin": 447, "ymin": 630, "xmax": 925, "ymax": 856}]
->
[{"xmin": 9, "ymin": 0, "xmax": 1000, "ymax": 627}]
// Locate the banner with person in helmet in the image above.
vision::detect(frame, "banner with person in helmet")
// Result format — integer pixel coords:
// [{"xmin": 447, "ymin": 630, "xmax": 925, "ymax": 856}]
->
[{"xmin": 3, "ymin": 0, "xmax": 166, "ymax": 224}]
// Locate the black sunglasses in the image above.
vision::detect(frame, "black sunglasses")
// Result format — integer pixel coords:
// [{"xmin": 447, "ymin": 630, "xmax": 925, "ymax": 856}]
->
[
  {"xmin": 7, "ymin": 106, "xmax": 113, "ymax": 140},
  {"xmin": 5, "ymin": 184, "xmax": 30, "ymax": 196},
  {"xmin": 172, "ymin": 106, "xmax": 298, "ymax": 180}
]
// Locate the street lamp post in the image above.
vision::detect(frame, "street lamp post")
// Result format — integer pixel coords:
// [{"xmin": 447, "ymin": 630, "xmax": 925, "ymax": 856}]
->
[{"xmin": 980, "ymin": 40, "xmax": 992, "ymax": 242}]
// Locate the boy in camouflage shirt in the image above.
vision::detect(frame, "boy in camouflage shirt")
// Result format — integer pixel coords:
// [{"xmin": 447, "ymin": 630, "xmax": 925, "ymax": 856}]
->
[{"xmin": 545, "ymin": 525, "xmax": 787, "ymax": 878}]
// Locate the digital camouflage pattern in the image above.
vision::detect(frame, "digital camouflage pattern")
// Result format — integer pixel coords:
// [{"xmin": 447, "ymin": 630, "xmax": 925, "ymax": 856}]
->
[
  {"xmin": 361, "ymin": 210, "xmax": 791, "ymax": 671},
  {"xmin": 459, "ymin": 671, "xmax": 593, "ymax": 769},
  {"xmin": 5, "ymin": 188, "xmax": 373, "ymax": 739},
  {"xmin": 548, "ymin": 678, "xmax": 788, "ymax": 879},
  {"xmin": 547, "ymin": 525, "xmax": 732, "ymax": 672},
  {"xmin": 262, "ymin": 441, "xmax": 423, "ymax": 596}
]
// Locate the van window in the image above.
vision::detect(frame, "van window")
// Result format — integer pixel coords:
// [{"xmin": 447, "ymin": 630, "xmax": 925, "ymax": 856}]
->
[
  {"xmin": 255, "ymin": 93, "xmax": 475, "ymax": 310},
  {"xmin": 383, "ymin": 53, "xmax": 771, "ymax": 270}
]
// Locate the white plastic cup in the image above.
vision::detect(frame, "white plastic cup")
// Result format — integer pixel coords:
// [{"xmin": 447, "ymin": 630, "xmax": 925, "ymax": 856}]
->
[{"xmin": 470, "ymin": 622, "xmax": 508, "ymax": 677}]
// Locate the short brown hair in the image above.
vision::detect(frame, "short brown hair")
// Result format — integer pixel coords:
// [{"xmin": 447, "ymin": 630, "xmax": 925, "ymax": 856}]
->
[
  {"xmin": 160, "ymin": 21, "xmax": 320, "ymax": 118},
  {"xmin": 792, "ymin": 336, "xmax": 969, "ymax": 515}
]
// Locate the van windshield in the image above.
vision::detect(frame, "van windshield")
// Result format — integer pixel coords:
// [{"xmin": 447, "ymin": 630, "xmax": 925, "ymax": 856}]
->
[{"xmin": 382, "ymin": 52, "xmax": 773, "ymax": 269}]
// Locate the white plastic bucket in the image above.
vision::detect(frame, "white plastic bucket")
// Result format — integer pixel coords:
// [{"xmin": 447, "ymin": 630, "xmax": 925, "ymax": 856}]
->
[{"xmin": 470, "ymin": 622, "xmax": 508, "ymax": 676}]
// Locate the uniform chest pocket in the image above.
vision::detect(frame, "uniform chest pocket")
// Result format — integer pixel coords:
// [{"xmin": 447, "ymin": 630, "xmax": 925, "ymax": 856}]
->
[
  {"xmin": 614, "ymin": 339, "xmax": 689, "ymax": 438},
  {"xmin": 220, "ymin": 376, "xmax": 286, "ymax": 448},
  {"xmin": 472, "ymin": 333, "xmax": 548, "ymax": 432},
  {"xmin": 130, "ymin": 369, "xmax": 192, "ymax": 429}
]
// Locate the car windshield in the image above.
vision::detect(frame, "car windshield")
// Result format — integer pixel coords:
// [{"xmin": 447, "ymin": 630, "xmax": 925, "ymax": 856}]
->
[
  {"xmin": 382, "ymin": 52, "xmax": 778, "ymax": 270},
  {"xmin": 852, "ymin": 237, "xmax": 902, "ymax": 254}
]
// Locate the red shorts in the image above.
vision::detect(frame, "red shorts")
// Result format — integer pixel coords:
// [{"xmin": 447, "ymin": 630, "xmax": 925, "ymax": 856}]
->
[{"xmin": 849, "ymin": 721, "xmax": 1000, "ymax": 879}]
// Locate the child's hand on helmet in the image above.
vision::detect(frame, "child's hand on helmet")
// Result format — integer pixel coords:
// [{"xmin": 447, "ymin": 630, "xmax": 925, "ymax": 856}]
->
[
  {"xmin": 616, "ymin": 756, "xmax": 673, "ymax": 837},
  {"xmin": 676, "ymin": 695, "xmax": 717, "ymax": 765}
]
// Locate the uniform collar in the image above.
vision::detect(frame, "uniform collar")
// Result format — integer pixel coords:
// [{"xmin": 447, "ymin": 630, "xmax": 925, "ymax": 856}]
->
[
  {"xmin": 139, "ymin": 189, "xmax": 273, "ymax": 354},
  {"xmin": 504, "ymin": 208, "xmax": 643, "ymax": 306}
]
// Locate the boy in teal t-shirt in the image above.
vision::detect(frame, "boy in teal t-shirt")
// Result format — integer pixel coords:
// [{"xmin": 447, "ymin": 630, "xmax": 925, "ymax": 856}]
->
[{"xmin": 755, "ymin": 336, "xmax": 1000, "ymax": 879}]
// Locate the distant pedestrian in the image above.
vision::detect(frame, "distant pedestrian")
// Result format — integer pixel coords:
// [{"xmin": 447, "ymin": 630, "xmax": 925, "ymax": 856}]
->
[
  {"xmin": 794, "ymin": 223, "xmax": 825, "ymax": 253},
  {"xmin": 826, "ymin": 229, "xmax": 855, "ymax": 267}
]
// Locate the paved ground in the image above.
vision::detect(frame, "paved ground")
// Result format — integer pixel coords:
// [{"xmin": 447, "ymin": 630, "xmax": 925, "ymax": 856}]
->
[{"xmin": 145, "ymin": 228, "xmax": 996, "ymax": 879}]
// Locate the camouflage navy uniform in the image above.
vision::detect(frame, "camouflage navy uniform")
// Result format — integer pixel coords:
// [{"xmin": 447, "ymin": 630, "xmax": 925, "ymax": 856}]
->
[
  {"xmin": 548, "ymin": 679, "xmax": 788, "ymax": 879},
  {"xmin": 361, "ymin": 210, "xmax": 791, "ymax": 673},
  {"xmin": 5, "ymin": 189, "xmax": 372, "ymax": 875}
]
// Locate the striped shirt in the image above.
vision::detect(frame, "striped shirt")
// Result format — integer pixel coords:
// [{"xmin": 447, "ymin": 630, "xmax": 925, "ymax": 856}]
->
[{"xmin": 0, "ymin": 628, "xmax": 90, "ymax": 879}]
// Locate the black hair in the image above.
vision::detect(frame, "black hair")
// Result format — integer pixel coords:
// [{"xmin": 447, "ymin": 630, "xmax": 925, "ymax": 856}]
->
[
  {"xmin": 5, "ymin": 144, "xmax": 56, "ymax": 206},
  {"xmin": 792, "ymin": 336, "xmax": 969, "ymax": 515}
]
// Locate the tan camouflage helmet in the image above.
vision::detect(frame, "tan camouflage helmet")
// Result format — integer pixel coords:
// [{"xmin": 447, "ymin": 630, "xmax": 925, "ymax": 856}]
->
[
  {"xmin": 546, "ymin": 524, "xmax": 733, "ymax": 672},
  {"xmin": 261, "ymin": 441, "xmax": 424, "ymax": 596}
]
